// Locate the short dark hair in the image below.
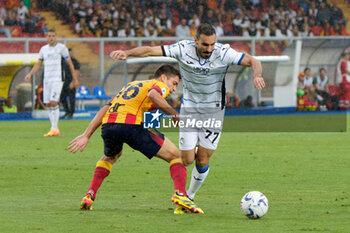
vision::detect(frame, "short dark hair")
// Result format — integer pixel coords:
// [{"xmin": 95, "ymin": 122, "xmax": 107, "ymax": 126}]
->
[
  {"xmin": 48, "ymin": 29, "xmax": 56, "ymax": 34},
  {"xmin": 154, "ymin": 65, "xmax": 181, "ymax": 79},
  {"xmin": 304, "ymin": 67, "xmax": 310, "ymax": 73},
  {"xmin": 196, "ymin": 23, "xmax": 216, "ymax": 39}
]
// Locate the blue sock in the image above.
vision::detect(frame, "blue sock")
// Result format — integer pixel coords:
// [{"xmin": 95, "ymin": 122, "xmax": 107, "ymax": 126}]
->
[{"xmin": 195, "ymin": 163, "xmax": 209, "ymax": 173}]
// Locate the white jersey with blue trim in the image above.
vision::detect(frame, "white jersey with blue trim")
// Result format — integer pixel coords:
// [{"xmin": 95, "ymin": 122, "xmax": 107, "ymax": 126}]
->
[
  {"xmin": 162, "ymin": 40, "xmax": 245, "ymax": 111},
  {"xmin": 38, "ymin": 43, "xmax": 70, "ymax": 83}
]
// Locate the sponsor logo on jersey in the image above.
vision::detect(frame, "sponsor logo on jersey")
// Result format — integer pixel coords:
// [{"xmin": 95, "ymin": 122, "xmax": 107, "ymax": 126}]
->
[
  {"xmin": 161, "ymin": 88, "xmax": 166, "ymax": 95},
  {"xmin": 193, "ymin": 67, "xmax": 210, "ymax": 75}
]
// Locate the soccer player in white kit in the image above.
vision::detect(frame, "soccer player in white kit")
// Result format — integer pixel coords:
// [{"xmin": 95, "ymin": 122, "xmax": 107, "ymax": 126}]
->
[
  {"xmin": 25, "ymin": 29, "xmax": 79, "ymax": 136},
  {"xmin": 110, "ymin": 24, "xmax": 265, "ymax": 213}
]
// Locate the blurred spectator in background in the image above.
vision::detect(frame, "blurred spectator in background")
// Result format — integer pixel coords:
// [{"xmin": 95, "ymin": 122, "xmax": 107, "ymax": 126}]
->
[
  {"xmin": 291, "ymin": 24, "xmax": 301, "ymax": 36},
  {"xmin": 232, "ymin": 10, "xmax": 247, "ymax": 36},
  {"xmin": 332, "ymin": 22, "xmax": 347, "ymax": 36},
  {"xmin": 226, "ymin": 91, "xmax": 240, "ymax": 108},
  {"xmin": 279, "ymin": 20, "xmax": 292, "ymax": 37},
  {"xmin": 61, "ymin": 48, "xmax": 80, "ymax": 119},
  {"xmin": 330, "ymin": 1, "xmax": 345, "ymax": 26},
  {"xmin": 143, "ymin": 8, "xmax": 154, "ymax": 28},
  {"xmin": 265, "ymin": 20, "xmax": 282, "ymax": 37},
  {"xmin": 118, "ymin": 21, "xmax": 135, "ymax": 37},
  {"xmin": 202, "ymin": 9, "xmax": 217, "ymax": 25},
  {"xmin": 316, "ymin": 2, "xmax": 331, "ymax": 26},
  {"xmin": 243, "ymin": 21, "xmax": 261, "ymax": 37},
  {"xmin": 189, "ymin": 20, "xmax": 197, "ymax": 37},
  {"xmin": 295, "ymin": 7, "xmax": 307, "ymax": 31},
  {"xmin": 188, "ymin": 14, "xmax": 200, "ymax": 29},
  {"xmin": 0, "ymin": 16, "xmax": 11, "ymax": 37},
  {"xmin": 213, "ymin": 20, "xmax": 224, "ymax": 37},
  {"xmin": 38, "ymin": 17, "xmax": 48, "ymax": 34},
  {"xmin": 0, "ymin": 4, "xmax": 7, "ymax": 19},
  {"xmin": 313, "ymin": 68, "xmax": 331, "ymax": 110},
  {"xmin": 5, "ymin": 9, "xmax": 21, "ymax": 26},
  {"xmin": 108, "ymin": 18, "xmax": 119, "ymax": 37},
  {"xmin": 88, "ymin": 15, "xmax": 100, "ymax": 36},
  {"xmin": 175, "ymin": 18, "xmax": 190, "ymax": 38},
  {"xmin": 28, "ymin": 1, "xmax": 41, "ymax": 24},
  {"xmin": 3, "ymin": 96, "xmax": 18, "ymax": 113},
  {"xmin": 339, "ymin": 51, "xmax": 350, "ymax": 109},
  {"xmin": 297, "ymin": 72, "xmax": 306, "ymax": 91},
  {"xmin": 321, "ymin": 19, "xmax": 333, "ymax": 36},
  {"xmin": 239, "ymin": 95, "xmax": 254, "ymax": 108},
  {"xmin": 17, "ymin": 0, "xmax": 28, "ymax": 25},
  {"xmin": 303, "ymin": 67, "xmax": 314, "ymax": 89},
  {"xmin": 133, "ymin": 20, "xmax": 144, "ymax": 37},
  {"xmin": 308, "ymin": 1, "xmax": 318, "ymax": 19},
  {"xmin": 155, "ymin": 8, "xmax": 172, "ymax": 36},
  {"xmin": 144, "ymin": 22, "xmax": 158, "ymax": 37},
  {"xmin": 75, "ymin": 18, "xmax": 90, "ymax": 36},
  {"xmin": 48, "ymin": 0, "xmax": 349, "ymax": 40}
]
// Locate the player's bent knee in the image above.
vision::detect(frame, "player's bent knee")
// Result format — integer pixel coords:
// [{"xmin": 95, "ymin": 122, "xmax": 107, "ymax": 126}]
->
[
  {"xmin": 182, "ymin": 155, "xmax": 195, "ymax": 166},
  {"xmin": 102, "ymin": 151, "xmax": 122, "ymax": 164},
  {"xmin": 181, "ymin": 149, "xmax": 195, "ymax": 166}
]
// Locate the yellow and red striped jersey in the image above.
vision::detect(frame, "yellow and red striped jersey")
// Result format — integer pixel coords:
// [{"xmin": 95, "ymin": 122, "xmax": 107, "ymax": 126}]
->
[{"xmin": 102, "ymin": 79, "xmax": 169, "ymax": 125}]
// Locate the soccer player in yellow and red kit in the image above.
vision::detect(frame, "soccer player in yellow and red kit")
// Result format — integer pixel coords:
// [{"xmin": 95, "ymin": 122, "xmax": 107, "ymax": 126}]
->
[{"xmin": 69, "ymin": 65, "xmax": 203, "ymax": 214}]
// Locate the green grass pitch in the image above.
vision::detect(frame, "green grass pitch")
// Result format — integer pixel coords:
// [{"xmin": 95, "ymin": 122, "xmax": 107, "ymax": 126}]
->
[{"xmin": 1, "ymin": 117, "xmax": 350, "ymax": 233}]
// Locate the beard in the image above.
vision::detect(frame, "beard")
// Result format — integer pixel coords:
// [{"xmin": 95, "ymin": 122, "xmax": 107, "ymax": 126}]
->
[{"xmin": 200, "ymin": 50, "xmax": 212, "ymax": 59}]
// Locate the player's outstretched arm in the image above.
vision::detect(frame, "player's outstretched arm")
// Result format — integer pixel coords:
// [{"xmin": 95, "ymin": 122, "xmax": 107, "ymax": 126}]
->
[
  {"xmin": 68, "ymin": 105, "xmax": 109, "ymax": 153},
  {"xmin": 109, "ymin": 46, "xmax": 163, "ymax": 60},
  {"xmin": 148, "ymin": 89, "xmax": 179, "ymax": 123},
  {"xmin": 240, "ymin": 54, "xmax": 265, "ymax": 90},
  {"xmin": 24, "ymin": 60, "xmax": 43, "ymax": 81}
]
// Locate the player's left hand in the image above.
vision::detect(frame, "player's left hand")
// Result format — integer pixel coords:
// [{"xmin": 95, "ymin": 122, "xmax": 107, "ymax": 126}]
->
[
  {"xmin": 68, "ymin": 134, "xmax": 89, "ymax": 153},
  {"xmin": 253, "ymin": 77, "xmax": 265, "ymax": 90}
]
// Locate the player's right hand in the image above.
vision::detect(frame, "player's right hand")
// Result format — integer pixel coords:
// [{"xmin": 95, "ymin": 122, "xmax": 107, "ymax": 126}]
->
[
  {"xmin": 24, "ymin": 74, "xmax": 31, "ymax": 82},
  {"xmin": 110, "ymin": 50, "xmax": 127, "ymax": 60},
  {"xmin": 68, "ymin": 134, "xmax": 89, "ymax": 153}
]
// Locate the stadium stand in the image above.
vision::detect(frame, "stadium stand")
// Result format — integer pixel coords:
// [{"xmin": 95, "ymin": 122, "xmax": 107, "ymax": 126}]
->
[
  {"xmin": 30, "ymin": 0, "xmax": 347, "ymax": 58},
  {"xmin": 1, "ymin": 0, "xmax": 350, "ymax": 112},
  {"xmin": 44, "ymin": 0, "xmax": 350, "ymax": 41}
]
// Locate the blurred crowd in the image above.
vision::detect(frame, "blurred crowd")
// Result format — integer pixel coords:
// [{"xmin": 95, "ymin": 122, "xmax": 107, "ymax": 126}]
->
[
  {"xmin": 0, "ymin": 0, "xmax": 48, "ymax": 37},
  {"xmin": 47, "ymin": 0, "xmax": 348, "ymax": 38},
  {"xmin": 0, "ymin": 0, "xmax": 348, "ymax": 38}
]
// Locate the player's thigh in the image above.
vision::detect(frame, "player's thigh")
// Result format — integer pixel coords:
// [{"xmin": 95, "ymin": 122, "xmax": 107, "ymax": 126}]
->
[
  {"xmin": 178, "ymin": 106, "xmax": 199, "ymax": 151},
  {"xmin": 198, "ymin": 127, "xmax": 222, "ymax": 151},
  {"xmin": 48, "ymin": 81, "xmax": 64, "ymax": 103},
  {"xmin": 197, "ymin": 108, "xmax": 224, "ymax": 150},
  {"xmin": 179, "ymin": 130, "xmax": 198, "ymax": 150},
  {"xmin": 125, "ymin": 127, "xmax": 165, "ymax": 160},
  {"xmin": 155, "ymin": 137, "xmax": 181, "ymax": 163},
  {"xmin": 43, "ymin": 82, "xmax": 52, "ymax": 104},
  {"xmin": 101, "ymin": 124, "xmax": 124, "ymax": 158}
]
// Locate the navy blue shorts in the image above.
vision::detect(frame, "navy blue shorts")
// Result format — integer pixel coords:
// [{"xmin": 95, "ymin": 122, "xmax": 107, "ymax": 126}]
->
[{"xmin": 101, "ymin": 123, "xmax": 165, "ymax": 159}]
